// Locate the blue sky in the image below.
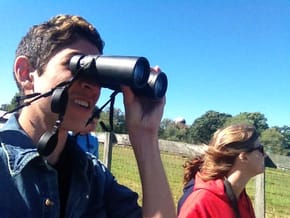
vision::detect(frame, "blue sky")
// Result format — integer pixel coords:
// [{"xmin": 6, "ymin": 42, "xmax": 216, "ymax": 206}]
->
[{"xmin": 0, "ymin": 0, "xmax": 289, "ymax": 127}]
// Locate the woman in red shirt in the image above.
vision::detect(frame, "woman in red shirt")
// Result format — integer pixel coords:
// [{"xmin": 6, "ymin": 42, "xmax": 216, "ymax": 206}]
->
[{"xmin": 178, "ymin": 124, "xmax": 266, "ymax": 218}]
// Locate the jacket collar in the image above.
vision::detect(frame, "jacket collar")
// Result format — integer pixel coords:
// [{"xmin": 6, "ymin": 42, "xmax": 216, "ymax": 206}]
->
[
  {"xmin": 0, "ymin": 114, "xmax": 87, "ymax": 176},
  {"xmin": 0, "ymin": 113, "xmax": 35, "ymax": 148},
  {"xmin": 194, "ymin": 172, "xmax": 228, "ymax": 201},
  {"xmin": 0, "ymin": 114, "xmax": 40, "ymax": 176},
  {"xmin": 0, "ymin": 114, "xmax": 89, "ymax": 176}
]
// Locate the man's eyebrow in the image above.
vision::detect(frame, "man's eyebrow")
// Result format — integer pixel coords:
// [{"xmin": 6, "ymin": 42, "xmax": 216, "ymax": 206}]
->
[
  {"xmin": 68, "ymin": 51, "xmax": 84, "ymax": 58},
  {"xmin": 63, "ymin": 52, "xmax": 84, "ymax": 65}
]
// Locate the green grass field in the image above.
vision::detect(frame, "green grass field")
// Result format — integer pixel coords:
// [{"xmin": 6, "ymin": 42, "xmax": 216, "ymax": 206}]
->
[{"xmin": 99, "ymin": 145, "xmax": 290, "ymax": 217}]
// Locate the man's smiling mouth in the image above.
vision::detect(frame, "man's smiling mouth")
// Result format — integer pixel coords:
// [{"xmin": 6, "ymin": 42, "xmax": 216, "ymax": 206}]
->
[{"xmin": 74, "ymin": 99, "xmax": 89, "ymax": 108}]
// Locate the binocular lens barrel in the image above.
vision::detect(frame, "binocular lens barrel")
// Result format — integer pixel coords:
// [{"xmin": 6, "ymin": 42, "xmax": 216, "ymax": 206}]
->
[
  {"xmin": 133, "ymin": 71, "xmax": 168, "ymax": 99},
  {"xmin": 151, "ymin": 72, "xmax": 168, "ymax": 99},
  {"xmin": 132, "ymin": 60, "xmax": 149, "ymax": 88},
  {"xmin": 69, "ymin": 55, "xmax": 167, "ymax": 99},
  {"xmin": 70, "ymin": 55, "xmax": 150, "ymax": 88}
]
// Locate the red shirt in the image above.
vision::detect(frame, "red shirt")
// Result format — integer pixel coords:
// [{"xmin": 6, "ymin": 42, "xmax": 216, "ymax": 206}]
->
[{"xmin": 178, "ymin": 173, "xmax": 255, "ymax": 218}]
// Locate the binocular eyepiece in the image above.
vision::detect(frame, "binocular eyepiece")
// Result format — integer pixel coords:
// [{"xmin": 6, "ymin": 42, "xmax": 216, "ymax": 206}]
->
[{"xmin": 69, "ymin": 55, "xmax": 167, "ymax": 99}]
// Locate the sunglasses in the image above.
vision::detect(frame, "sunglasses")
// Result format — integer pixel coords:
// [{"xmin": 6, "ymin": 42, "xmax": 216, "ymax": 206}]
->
[{"xmin": 247, "ymin": 144, "xmax": 264, "ymax": 155}]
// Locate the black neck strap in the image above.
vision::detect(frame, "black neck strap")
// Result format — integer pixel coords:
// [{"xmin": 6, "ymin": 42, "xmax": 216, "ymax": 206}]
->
[{"xmin": 224, "ymin": 178, "xmax": 241, "ymax": 218}]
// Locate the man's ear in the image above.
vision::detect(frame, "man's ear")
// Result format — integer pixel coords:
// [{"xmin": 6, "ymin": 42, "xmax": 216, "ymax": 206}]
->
[{"xmin": 14, "ymin": 56, "xmax": 34, "ymax": 92}]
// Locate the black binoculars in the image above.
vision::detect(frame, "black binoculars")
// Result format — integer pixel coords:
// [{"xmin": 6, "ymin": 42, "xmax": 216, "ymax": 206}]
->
[{"xmin": 69, "ymin": 55, "xmax": 167, "ymax": 99}]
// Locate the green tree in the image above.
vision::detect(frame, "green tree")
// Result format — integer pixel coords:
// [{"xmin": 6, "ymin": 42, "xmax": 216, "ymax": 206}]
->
[
  {"xmin": 272, "ymin": 125, "xmax": 290, "ymax": 156},
  {"xmin": 96, "ymin": 107, "xmax": 127, "ymax": 134},
  {"xmin": 188, "ymin": 110, "xmax": 232, "ymax": 144},
  {"xmin": 224, "ymin": 113, "xmax": 252, "ymax": 126},
  {"xmin": 0, "ymin": 92, "xmax": 20, "ymax": 111},
  {"xmin": 260, "ymin": 128, "xmax": 285, "ymax": 155},
  {"xmin": 159, "ymin": 118, "xmax": 189, "ymax": 142},
  {"xmin": 159, "ymin": 118, "xmax": 173, "ymax": 138},
  {"xmin": 224, "ymin": 112, "xmax": 268, "ymax": 134}
]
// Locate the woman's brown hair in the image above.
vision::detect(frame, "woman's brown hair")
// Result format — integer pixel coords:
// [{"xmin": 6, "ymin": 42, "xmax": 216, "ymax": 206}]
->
[{"xmin": 183, "ymin": 124, "xmax": 258, "ymax": 185}]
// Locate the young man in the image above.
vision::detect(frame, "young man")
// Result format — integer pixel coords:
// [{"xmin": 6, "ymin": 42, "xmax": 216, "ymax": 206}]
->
[{"xmin": 0, "ymin": 14, "xmax": 175, "ymax": 218}]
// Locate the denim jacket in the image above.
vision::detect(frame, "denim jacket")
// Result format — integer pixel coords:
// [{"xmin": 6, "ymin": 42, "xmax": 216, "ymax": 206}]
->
[{"xmin": 0, "ymin": 114, "xmax": 141, "ymax": 218}]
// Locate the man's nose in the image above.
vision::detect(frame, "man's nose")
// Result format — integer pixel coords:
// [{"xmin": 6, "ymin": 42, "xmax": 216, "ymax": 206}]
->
[{"xmin": 80, "ymin": 80, "xmax": 100, "ymax": 92}]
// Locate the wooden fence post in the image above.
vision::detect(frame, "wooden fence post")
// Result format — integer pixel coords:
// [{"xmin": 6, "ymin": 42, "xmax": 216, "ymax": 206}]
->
[
  {"xmin": 254, "ymin": 173, "xmax": 265, "ymax": 218},
  {"xmin": 103, "ymin": 131, "xmax": 113, "ymax": 170}
]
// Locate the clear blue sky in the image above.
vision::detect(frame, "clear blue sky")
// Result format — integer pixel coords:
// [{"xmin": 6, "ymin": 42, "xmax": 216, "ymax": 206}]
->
[{"xmin": 0, "ymin": 0, "xmax": 289, "ymax": 127}]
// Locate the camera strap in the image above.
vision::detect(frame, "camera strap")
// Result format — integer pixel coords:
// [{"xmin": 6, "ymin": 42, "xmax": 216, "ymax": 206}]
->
[
  {"xmin": 224, "ymin": 178, "xmax": 241, "ymax": 218},
  {"xmin": 86, "ymin": 90, "xmax": 119, "ymax": 133}
]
